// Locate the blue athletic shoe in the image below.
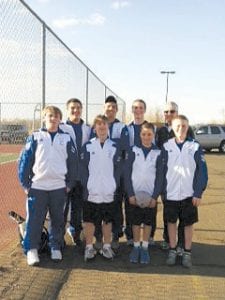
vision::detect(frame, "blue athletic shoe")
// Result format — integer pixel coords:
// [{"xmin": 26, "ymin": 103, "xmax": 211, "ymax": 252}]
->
[
  {"xmin": 140, "ymin": 247, "xmax": 150, "ymax": 264},
  {"xmin": 129, "ymin": 246, "xmax": 140, "ymax": 263}
]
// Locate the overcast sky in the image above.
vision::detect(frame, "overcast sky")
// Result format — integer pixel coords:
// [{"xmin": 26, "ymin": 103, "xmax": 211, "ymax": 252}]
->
[{"xmin": 24, "ymin": 0, "xmax": 225, "ymax": 124}]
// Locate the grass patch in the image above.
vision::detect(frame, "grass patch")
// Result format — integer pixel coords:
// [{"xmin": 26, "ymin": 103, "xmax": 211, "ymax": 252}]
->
[{"xmin": 0, "ymin": 153, "xmax": 19, "ymax": 164}]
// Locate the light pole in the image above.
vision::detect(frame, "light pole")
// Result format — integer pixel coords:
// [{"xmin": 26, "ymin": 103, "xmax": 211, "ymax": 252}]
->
[{"xmin": 160, "ymin": 71, "xmax": 175, "ymax": 103}]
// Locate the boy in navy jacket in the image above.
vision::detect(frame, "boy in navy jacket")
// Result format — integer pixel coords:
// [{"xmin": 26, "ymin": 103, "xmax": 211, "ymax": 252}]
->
[{"xmin": 60, "ymin": 98, "xmax": 91, "ymax": 245}]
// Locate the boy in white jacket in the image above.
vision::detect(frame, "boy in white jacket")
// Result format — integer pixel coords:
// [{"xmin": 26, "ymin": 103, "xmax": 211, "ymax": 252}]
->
[
  {"xmin": 80, "ymin": 115, "xmax": 122, "ymax": 261},
  {"xmin": 18, "ymin": 106, "xmax": 77, "ymax": 266}
]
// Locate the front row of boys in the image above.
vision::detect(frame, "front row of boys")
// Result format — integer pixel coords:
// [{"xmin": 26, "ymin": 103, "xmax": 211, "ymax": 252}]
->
[{"xmin": 18, "ymin": 98, "xmax": 208, "ymax": 268}]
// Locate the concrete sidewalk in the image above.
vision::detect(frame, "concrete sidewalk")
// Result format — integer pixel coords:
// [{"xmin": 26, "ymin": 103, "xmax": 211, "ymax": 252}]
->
[{"xmin": 0, "ymin": 154, "xmax": 225, "ymax": 300}]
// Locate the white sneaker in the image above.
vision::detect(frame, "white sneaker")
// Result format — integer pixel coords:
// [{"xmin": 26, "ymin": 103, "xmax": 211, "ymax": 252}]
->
[
  {"xmin": 84, "ymin": 247, "xmax": 97, "ymax": 261},
  {"xmin": 27, "ymin": 249, "xmax": 40, "ymax": 266},
  {"xmin": 100, "ymin": 246, "xmax": 115, "ymax": 259},
  {"xmin": 51, "ymin": 249, "xmax": 62, "ymax": 261}
]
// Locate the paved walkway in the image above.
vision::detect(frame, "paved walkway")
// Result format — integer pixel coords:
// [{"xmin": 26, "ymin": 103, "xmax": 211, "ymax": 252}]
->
[{"xmin": 0, "ymin": 154, "xmax": 225, "ymax": 300}]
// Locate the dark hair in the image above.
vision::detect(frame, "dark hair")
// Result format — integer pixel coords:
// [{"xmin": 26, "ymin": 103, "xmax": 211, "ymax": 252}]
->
[
  {"xmin": 105, "ymin": 95, "xmax": 117, "ymax": 104},
  {"xmin": 132, "ymin": 99, "xmax": 147, "ymax": 110},
  {"xmin": 66, "ymin": 98, "xmax": 83, "ymax": 108},
  {"xmin": 141, "ymin": 121, "xmax": 155, "ymax": 132}
]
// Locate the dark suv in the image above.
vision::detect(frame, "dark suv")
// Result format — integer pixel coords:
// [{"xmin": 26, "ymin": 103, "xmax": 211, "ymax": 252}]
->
[
  {"xmin": 194, "ymin": 124, "xmax": 225, "ymax": 153},
  {"xmin": 0, "ymin": 124, "xmax": 28, "ymax": 144}
]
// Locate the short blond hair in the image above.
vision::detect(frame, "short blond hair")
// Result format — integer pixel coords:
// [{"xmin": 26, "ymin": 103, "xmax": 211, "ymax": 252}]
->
[
  {"xmin": 42, "ymin": 105, "xmax": 62, "ymax": 120},
  {"xmin": 93, "ymin": 114, "xmax": 108, "ymax": 127},
  {"xmin": 172, "ymin": 114, "xmax": 189, "ymax": 123}
]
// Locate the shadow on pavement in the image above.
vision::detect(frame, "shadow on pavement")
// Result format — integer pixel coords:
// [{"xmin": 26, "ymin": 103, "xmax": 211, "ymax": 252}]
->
[{"xmin": 37, "ymin": 241, "xmax": 225, "ymax": 278}]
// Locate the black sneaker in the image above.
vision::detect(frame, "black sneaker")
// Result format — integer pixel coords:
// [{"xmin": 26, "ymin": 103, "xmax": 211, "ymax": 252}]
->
[
  {"xmin": 74, "ymin": 237, "xmax": 82, "ymax": 247},
  {"xmin": 111, "ymin": 238, "xmax": 120, "ymax": 251},
  {"xmin": 8, "ymin": 211, "xmax": 25, "ymax": 224}
]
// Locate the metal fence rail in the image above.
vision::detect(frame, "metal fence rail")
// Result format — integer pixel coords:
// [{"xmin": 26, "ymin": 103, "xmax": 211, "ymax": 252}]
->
[
  {"xmin": 0, "ymin": 0, "xmax": 125, "ymax": 249},
  {"xmin": 1, "ymin": 0, "xmax": 125, "ymax": 130}
]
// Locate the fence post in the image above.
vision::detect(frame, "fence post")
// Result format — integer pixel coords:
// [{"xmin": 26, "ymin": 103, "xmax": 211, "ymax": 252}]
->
[
  {"xmin": 85, "ymin": 69, "xmax": 89, "ymax": 123},
  {"xmin": 104, "ymin": 86, "xmax": 107, "ymax": 101},
  {"xmin": 42, "ymin": 23, "xmax": 46, "ymax": 125}
]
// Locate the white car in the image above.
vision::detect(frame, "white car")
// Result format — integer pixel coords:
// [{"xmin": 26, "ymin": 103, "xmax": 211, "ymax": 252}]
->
[{"xmin": 194, "ymin": 124, "xmax": 225, "ymax": 153}]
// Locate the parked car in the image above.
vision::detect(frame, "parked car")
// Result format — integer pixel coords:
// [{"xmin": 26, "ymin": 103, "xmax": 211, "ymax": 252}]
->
[
  {"xmin": 194, "ymin": 124, "xmax": 225, "ymax": 153},
  {"xmin": 0, "ymin": 124, "xmax": 28, "ymax": 144}
]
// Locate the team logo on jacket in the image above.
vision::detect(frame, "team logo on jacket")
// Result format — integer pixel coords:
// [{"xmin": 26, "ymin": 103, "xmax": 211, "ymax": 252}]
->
[
  {"xmin": 59, "ymin": 137, "xmax": 65, "ymax": 145},
  {"xmin": 188, "ymin": 149, "xmax": 192, "ymax": 154},
  {"xmin": 107, "ymin": 150, "xmax": 114, "ymax": 158},
  {"xmin": 71, "ymin": 146, "xmax": 76, "ymax": 153},
  {"xmin": 38, "ymin": 138, "xmax": 43, "ymax": 144},
  {"xmin": 117, "ymin": 156, "xmax": 121, "ymax": 162}
]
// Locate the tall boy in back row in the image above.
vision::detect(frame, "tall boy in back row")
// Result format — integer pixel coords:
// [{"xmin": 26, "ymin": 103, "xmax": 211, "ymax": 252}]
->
[
  {"xmin": 160, "ymin": 115, "xmax": 208, "ymax": 268},
  {"xmin": 60, "ymin": 98, "xmax": 91, "ymax": 245}
]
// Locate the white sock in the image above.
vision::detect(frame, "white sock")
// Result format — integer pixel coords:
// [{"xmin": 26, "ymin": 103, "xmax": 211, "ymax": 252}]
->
[
  {"xmin": 86, "ymin": 244, "xmax": 93, "ymax": 249},
  {"xmin": 133, "ymin": 242, "xmax": 140, "ymax": 248},
  {"xmin": 103, "ymin": 243, "xmax": 111, "ymax": 249},
  {"xmin": 142, "ymin": 241, "xmax": 149, "ymax": 249}
]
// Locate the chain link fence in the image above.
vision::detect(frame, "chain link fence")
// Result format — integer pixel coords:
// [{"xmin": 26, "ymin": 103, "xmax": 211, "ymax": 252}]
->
[{"xmin": 0, "ymin": 0, "xmax": 126, "ymax": 249}]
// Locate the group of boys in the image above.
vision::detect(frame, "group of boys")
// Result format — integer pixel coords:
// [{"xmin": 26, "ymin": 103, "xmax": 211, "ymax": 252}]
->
[{"xmin": 18, "ymin": 96, "xmax": 208, "ymax": 268}]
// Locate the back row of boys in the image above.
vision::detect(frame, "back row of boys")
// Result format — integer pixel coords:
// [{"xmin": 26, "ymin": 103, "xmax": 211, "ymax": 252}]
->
[{"xmin": 18, "ymin": 96, "xmax": 208, "ymax": 267}]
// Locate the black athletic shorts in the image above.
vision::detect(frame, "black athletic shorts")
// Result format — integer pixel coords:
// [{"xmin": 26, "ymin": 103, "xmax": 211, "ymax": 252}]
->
[
  {"xmin": 130, "ymin": 205, "xmax": 155, "ymax": 226},
  {"xmin": 164, "ymin": 197, "xmax": 198, "ymax": 226},
  {"xmin": 83, "ymin": 201, "xmax": 116, "ymax": 225}
]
